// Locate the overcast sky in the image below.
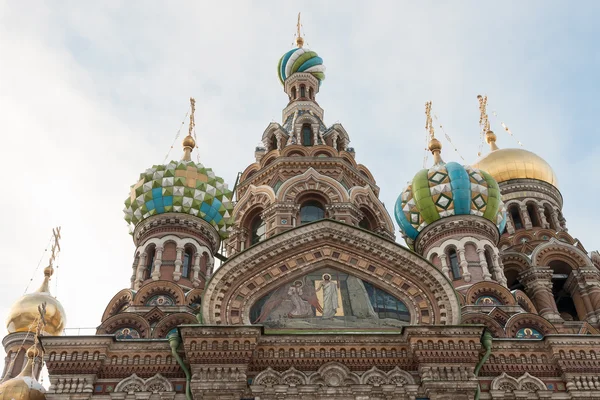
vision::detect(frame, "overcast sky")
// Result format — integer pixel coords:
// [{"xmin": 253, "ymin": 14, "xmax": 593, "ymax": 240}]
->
[{"xmin": 0, "ymin": 1, "xmax": 598, "ymax": 366}]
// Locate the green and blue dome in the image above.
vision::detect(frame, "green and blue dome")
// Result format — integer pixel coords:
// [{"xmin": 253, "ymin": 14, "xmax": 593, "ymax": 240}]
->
[
  {"xmin": 277, "ymin": 47, "xmax": 326, "ymax": 85},
  {"xmin": 395, "ymin": 161, "xmax": 507, "ymax": 244},
  {"xmin": 124, "ymin": 160, "xmax": 234, "ymax": 239}
]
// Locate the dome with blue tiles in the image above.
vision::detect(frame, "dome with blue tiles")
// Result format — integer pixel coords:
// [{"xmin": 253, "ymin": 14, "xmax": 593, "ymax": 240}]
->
[
  {"xmin": 394, "ymin": 137, "xmax": 506, "ymax": 247},
  {"xmin": 277, "ymin": 47, "xmax": 325, "ymax": 85},
  {"xmin": 123, "ymin": 159, "xmax": 234, "ymax": 239}
]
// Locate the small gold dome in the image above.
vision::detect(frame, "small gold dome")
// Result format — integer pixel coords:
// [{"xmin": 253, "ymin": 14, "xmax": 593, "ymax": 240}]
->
[
  {"xmin": 0, "ymin": 349, "xmax": 46, "ymax": 400},
  {"xmin": 6, "ymin": 268, "xmax": 66, "ymax": 336},
  {"xmin": 428, "ymin": 137, "xmax": 442, "ymax": 153},
  {"xmin": 473, "ymin": 147, "xmax": 559, "ymax": 188},
  {"xmin": 182, "ymin": 135, "xmax": 196, "ymax": 149}
]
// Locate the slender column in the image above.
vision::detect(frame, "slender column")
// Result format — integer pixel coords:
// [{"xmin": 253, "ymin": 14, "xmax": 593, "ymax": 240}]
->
[
  {"xmin": 192, "ymin": 252, "xmax": 202, "ymax": 288},
  {"xmin": 537, "ymin": 205, "xmax": 550, "ymax": 229},
  {"xmin": 505, "ymin": 216, "xmax": 515, "ymax": 235},
  {"xmin": 331, "ymin": 132, "xmax": 339, "ymax": 150},
  {"xmin": 550, "ymin": 210, "xmax": 561, "ymax": 232},
  {"xmin": 134, "ymin": 253, "xmax": 147, "ymax": 290},
  {"xmin": 458, "ymin": 248, "xmax": 472, "ymax": 282},
  {"xmin": 520, "ymin": 204, "xmax": 532, "ymax": 229},
  {"xmin": 151, "ymin": 246, "xmax": 163, "ymax": 280},
  {"xmin": 275, "ymin": 132, "xmax": 282, "ymax": 150},
  {"xmin": 492, "ymin": 254, "xmax": 508, "ymax": 287},
  {"xmin": 477, "ymin": 248, "xmax": 492, "ymax": 281},
  {"xmin": 206, "ymin": 256, "xmax": 215, "ymax": 280},
  {"xmin": 439, "ymin": 254, "xmax": 450, "ymax": 278},
  {"xmin": 520, "ymin": 267, "xmax": 560, "ymax": 321},
  {"xmin": 312, "ymin": 123, "xmax": 319, "ymax": 145},
  {"xmin": 173, "ymin": 246, "xmax": 184, "ymax": 281}
]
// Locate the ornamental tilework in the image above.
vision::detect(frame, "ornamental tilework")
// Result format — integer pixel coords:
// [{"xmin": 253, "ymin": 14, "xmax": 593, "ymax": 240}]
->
[
  {"xmin": 395, "ymin": 162, "xmax": 506, "ymax": 242},
  {"xmin": 123, "ymin": 160, "xmax": 234, "ymax": 239}
]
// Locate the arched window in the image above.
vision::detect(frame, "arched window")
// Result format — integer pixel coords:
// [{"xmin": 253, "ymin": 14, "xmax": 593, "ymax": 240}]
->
[
  {"xmin": 550, "ymin": 260, "xmax": 579, "ymax": 321},
  {"xmin": 300, "ymin": 201, "xmax": 325, "ymax": 224},
  {"xmin": 182, "ymin": 247, "xmax": 193, "ymax": 279},
  {"xmin": 270, "ymin": 135, "xmax": 278, "ymax": 151},
  {"xmin": 308, "ymin": 87, "xmax": 314, "ymax": 99},
  {"xmin": 543, "ymin": 205, "xmax": 556, "ymax": 230},
  {"xmin": 145, "ymin": 245, "xmax": 156, "ymax": 280},
  {"xmin": 359, "ymin": 217, "xmax": 372, "ymax": 231},
  {"xmin": 448, "ymin": 249, "xmax": 461, "ymax": 280},
  {"xmin": 359, "ymin": 208, "xmax": 376, "ymax": 232},
  {"xmin": 484, "ymin": 249, "xmax": 495, "ymax": 278},
  {"xmin": 300, "ymin": 85, "xmax": 306, "ymax": 98},
  {"xmin": 527, "ymin": 203, "xmax": 540, "ymax": 227},
  {"xmin": 505, "ymin": 268, "xmax": 523, "ymax": 290},
  {"xmin": 250, "ymin": 215, "xmax": 266, "ymax": 245},
  {"xmin": 302, "ymin": 124, "xmax": 312, "ymax": 146},
  {"xmin": 291, "ymin": 87, "xmax": 297, "ymax": 99},
  {"xmin": 509, "ymin": 205, "xmax": 523, "ymax": 230},
  {"xmin": 336, "ymin": 137, "xmax": 344, "ymax": 151}
]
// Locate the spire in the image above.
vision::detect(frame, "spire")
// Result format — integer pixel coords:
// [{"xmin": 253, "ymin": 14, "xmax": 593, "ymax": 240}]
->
[
  {"xmin": 477, "ymin": 94, "xmax": 499, "ymax": 151},
  {"xmin": 295, "ymin": 12, "xmax": 304, "ymax": 48},
  {"xmin": 425, "ymin": 101, "xmax": 444, "ymax": 165},
  {"xmin": 182, "ymin": 97, "xmax": 196, "ymax": 161}
]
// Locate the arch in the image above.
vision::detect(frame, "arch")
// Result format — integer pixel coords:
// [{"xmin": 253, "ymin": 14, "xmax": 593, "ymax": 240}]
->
[
  {"xmin": 531, "ymin": 238, "xmax": 593, "ymax": 269},
  {"xmin": 512, "ymin": 290, "xmax": 538, "ymax": 314},
  {"xmin": 101, "ymin": 289, "xmax": 134, "ymax": 322},
  {"xmin": 543, "ymin": 203, "xmax": 557, "ymax": 230},
  {"xmin": 232, "ymin": 185, "xmax": 276, "ymax": 224},
  {"xmin": 299, "ymin": 199, "xmax": 325, "ymax": 224},
  {"xmin": 308, "ymin": 146, "xmax": 336, "ymax": 158},
  {"xmin": 96, "ymin": 313, "xmax": 151, "ymax": 338},
  {"xmin": 356, "ymin": 165, "xmax": 376, "ymax": 183},
  {"xmin": 281, "ymin": 144, "xmax": 310, "ymax": 157},
  {"xmin": 461, "ymin": 314, "xmax": 506, "ymax": 338},
  {"xmin": 260, "ymin": 152, "xmax": 279, "ymax": 168},
  {"xmin": 240, "ymin": 163, "xmax": 260, "ymax": 183},
  {"xmin": 508, "ymin": 203, "xmax": 524, "ymax": 230},
  {"xmin": 491, "ymin": 372, "xmax": 546, "ymax": 393},
  {"xmin": 152, "ymin": 312, "xmax": 198, "ymax": 338},
  {"xmin": 349, "ymin": 185, "xmax": 395, "ymax": 238},
  {"xmin": 504, "ymin": 313, "xmax": 558, "ymax": 337},
  {"xmin": 133, "ymin": 280, "xmax": 186, "ymax": 306},
  {"xmin": 526, "ymin": 202, "xmax": 541, "ymax": 227},
  {"xmin": 277, "ymin": 168, "xmax": 350, "ymax": 204},
  {"xmin": 202, "ymin": 220, "xmax": 461, "ymax": 326},
  {"xmin": 465, "ymin": 282, "xmax": 516, "ymax": 306}
]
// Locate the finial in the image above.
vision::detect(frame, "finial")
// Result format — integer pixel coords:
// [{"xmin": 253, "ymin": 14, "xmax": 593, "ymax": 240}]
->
[
  {"xmin": 295, "ymin": 12, "xmax": 304, "ymax": 48},
  {"xmin": 477, "ymin": 94, "xmax": 499, "ymax": 151},
  {"xmin": 425, "ymin": 101, "xmax": 443, "ymax": 165},
  {"xmin": 182, "ymin": 97, "xmax": 196, "ymax": 161}
]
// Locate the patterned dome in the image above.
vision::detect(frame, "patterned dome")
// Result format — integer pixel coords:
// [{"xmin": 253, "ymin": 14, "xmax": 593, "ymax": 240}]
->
[
  {"xmin": 395, "ymin": 162, "xmax": 507, "ymax": 243},
  {"xmin": 124, "ymin": 160, "xmax": 234, "ymax": 239},
  {"xmin": 278, "ymin": 47, "xmax": 325, "ymax": 85}
]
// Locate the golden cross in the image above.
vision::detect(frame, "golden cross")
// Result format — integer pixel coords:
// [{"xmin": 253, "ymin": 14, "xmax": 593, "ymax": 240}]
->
[
  {"xmin": 478, "ymin": 94, "xmax": 490, "ymax": 132},
  {"xmin": 49, "ymin": 226, "xmax": 61, "ymax": 267},
  {"xmin": 188, "ymin": 97, "xmax": 196, "ymax": 137},
  {"xmin": 297, "ymin": 13, "xmax": 302, "ymax": 40},
  {"xmin": 295, "ymin": 12, "xmax": 304, "ymax": 48},
  {"xmin": 425, "ymin": 101, "xmax": 435, "ymax": 139}
]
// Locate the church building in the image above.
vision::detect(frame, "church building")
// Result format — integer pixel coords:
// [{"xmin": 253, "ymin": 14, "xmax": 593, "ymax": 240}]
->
[{"xmin": 2, "ymin": 18, "xmax": 600, "ymax": 400}]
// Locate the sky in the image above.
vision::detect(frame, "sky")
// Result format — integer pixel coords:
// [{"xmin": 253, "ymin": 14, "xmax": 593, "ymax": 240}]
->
[{"xmin": 0, "ymin": 1, "xmax": 599, "ymax": 368}]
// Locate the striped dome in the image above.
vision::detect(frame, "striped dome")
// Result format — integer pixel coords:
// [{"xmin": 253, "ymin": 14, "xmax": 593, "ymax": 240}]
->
[
  {"xmin": 277, "ymin": 48, "xmax": 325, "ymax": 85},
  {"xmin": 395, "ymin": 162, "xmax": 506, "ymax": 244}
]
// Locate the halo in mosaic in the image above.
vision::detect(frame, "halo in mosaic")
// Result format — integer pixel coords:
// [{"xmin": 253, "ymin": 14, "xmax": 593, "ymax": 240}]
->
[
  {"xmin": 277, "ymin": 47, "xmax": 326, "ymax": 85},
  {"xmin": 123, "ymin": 160, "xmax": 234, "ymax": 239},
  {"xmin": 394, "ymin": 162, "xmax": 506, "ymax": 243}
]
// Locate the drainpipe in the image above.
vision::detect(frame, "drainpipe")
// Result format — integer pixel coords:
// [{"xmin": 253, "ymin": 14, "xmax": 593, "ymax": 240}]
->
[
  {"xmin": 167, "ymin": 330, "xmax": 192, "ymax": 400},
  {"xmin": 474, "ymin": 330, "xmax": 493, "ymax": 400}
]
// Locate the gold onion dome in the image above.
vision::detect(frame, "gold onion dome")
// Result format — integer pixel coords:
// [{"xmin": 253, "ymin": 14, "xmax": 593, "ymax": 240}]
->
[
  {"xmin": 0, "ymin": 347, "xmax": 46, "ymax": 400},
  {"xmin": 472, "ymin": 131, "xmax": 559, "ymax": 188},
  {"xmin": 6, "ymin": 266, "xmax": 66, "ymax": 336}
]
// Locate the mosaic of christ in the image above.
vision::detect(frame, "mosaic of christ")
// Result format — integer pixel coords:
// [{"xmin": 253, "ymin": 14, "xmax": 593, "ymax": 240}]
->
[{"xmin": 250, "ymin": 268, "xmax": 411, "ymax": 329}]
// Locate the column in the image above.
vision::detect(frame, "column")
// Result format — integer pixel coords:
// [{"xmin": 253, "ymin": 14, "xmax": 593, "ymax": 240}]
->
[
  {"xmin": 520, "ymin": 268, "xmax": 560, "ymax": 321},
  {"xmin": 173, "ymin": 247, "xmax": 184, "ymax": 281},
  {"xmin": 192, "ymin": 252, "xmax": 202, "ymax": 288},
  {"xmin": 537, "ymin": 205, "xmax": 550, "ymax": 229},
  {"xmin": 493, "ymin": 255, "xmax": 508, "ymax": 287},
  {"xmin": 505, "ymin": 217, "xmax": 515, "ymax": 235},
  {"xmin": 151, "ymin": 246, "xmax": 163, "ymax": 280},
  {"xmin": 550, "ymin": 210, "xmax": 561, "ymax": 232},
  {"xmin": 477, "ymin": 248, "xmax": 492, "ymax": 281},
  {"xmin": 134, "ymin": 253, "xmax": 147, "ymax": 290},
  {"xmin": 439, "ymin": 254, "xmax": 450, "ymax": 277},
  {"xmin": 206, "ymin": 256, "xmax": 215, "ymax": 280},
  {"xmin": 520, "ymin": 204, "xmax": 532, "ymax": 229},
  {"xmin": 458, "ymin": 248, "xmax": 471, "ymax": 282},
  {"xmin": 331, "ymin": 132, "xmax": 339, "ymax": 150}
]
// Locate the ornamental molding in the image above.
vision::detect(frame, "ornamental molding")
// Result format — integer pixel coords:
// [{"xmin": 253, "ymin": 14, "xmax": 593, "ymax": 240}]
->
[
  {"xmin": 530, "ymin": 238, "xmax": 593, "ymax": 269},
  {"xmin": 499, "ymin": 179, "xmax": 563, "ymax": 209},
  {"xmin": 490, "ymin": 372, "xmax": 548, "ymax": 393},
  {"xmin": 114, "ymin": 373, "xmax": 173, "ymax": 393}
]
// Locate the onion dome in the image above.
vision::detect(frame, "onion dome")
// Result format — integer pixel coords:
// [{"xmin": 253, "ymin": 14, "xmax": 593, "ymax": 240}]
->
[
  {"xmin": 395, "ymin": 134, "xmax": 506, "ymax": 246},
  {"xmin": 0, "ymin": 347, "xmax": 46, "ymax": 400},
  {"xmin": 6, "ymin": 266, "xmax": 66, "ymax": 336},
  {"xmin": 123, "ymin": 133, "xmax": 234, "ymax": 239},
  {"xmin": 472, "ymin": 130, "xmax": 559, "ymax": 188},
  {"xmin": 277, "ymin": 49, "xmax": 325, "ymax": 85}
]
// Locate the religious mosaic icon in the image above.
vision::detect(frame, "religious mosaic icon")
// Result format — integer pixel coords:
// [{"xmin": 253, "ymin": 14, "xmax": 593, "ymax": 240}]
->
[{"xmin": 250, "ymin": 268, "xmax": 410, "ymax": 329}]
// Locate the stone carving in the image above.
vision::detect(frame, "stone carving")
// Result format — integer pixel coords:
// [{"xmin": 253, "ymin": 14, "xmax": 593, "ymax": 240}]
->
[
  {"xmin": 491, "ymin": 372, "xmax": 546, "ymax": 393},
  {"xmin": 115, "ymin": 373, "xmax": 173, "ymax": 393}
]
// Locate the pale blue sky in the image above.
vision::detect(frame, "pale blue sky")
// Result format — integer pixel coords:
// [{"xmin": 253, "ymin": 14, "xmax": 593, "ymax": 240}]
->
[{"xmin": 0, "ymin": 1, "xmax": 598, "ymax": 362}]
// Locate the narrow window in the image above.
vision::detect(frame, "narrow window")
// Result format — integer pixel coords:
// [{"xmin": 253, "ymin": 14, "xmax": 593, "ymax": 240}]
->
[
  {"xmin": 448, "ymin": 249, "xmax": 461, "ymax": 279},
  {"xmin": 300, "ymin": 201, "xmax": 325, "ymax": 224},
  {"xmin": 302, "ymin": 124, "xmax": 312, "ymax": 146},
  {"xmin": 251, "ymin": 215, "xmax": 266, "ymax": 245},
  {"xmin": 270, "ymin": 135, "xmax": 278, "ymax": 151},
  {"xmin": 308, "ymin": 87, "xmax": 314, "ymax": 99},
  {"xmin": 510, "ymin": 205, "xmax": 523, "ymax": 230},
  {"xmin": 484, "ymin": 249, "xmax": 495, "ymax": 278},
  {"xmin": 182, "ymin": 247, "xmax": 193, "ymax": 278},
  {"xmin": 527, "ymin": 203, "xmax": 540, "ymax": 227},
  {"xmin": 145, "ymin": 246, "xmax": 155, "ymax": 280},
  {"xmin": 359, "ymin": 217, "xmax": 371, "ymax": 231},
  {"xmin": 291, "ymin": 87, "xmax": 297, "ymax": 99},
  {"xmin": 300, "ymin": 85, "xmax": 306, "ymax": 98}
]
